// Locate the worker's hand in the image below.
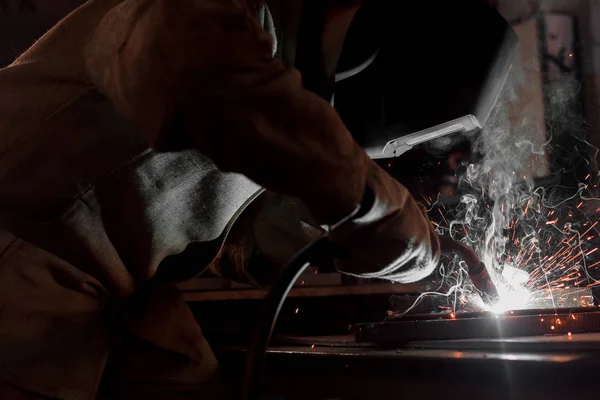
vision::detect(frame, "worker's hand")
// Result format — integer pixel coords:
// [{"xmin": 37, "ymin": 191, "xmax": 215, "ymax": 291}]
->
[{"xmin": 330, "ymin": 161, "xmax": 440, "ymax": 283}]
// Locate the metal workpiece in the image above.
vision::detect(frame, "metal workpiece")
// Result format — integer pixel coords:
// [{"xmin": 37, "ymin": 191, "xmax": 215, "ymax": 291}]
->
[
  {"xmin": 355, "ymin": 308, "xmax": 600, "ymax": 345},
  {"xmin": 220, "ymin": 333, "xmax": 600, "ymax": 399}
]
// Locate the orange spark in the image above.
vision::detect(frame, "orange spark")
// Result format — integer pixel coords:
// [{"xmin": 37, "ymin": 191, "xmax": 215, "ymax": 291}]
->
[{"xmin": 581, "ymin": 221, "xmax": 598, "ymax": 237}]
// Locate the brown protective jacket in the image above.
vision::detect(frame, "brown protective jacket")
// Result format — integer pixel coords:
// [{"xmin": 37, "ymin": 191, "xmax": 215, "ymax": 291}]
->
[{"xmin": 0, "ymin": 0, "xmax": 433, "ymax": 398}]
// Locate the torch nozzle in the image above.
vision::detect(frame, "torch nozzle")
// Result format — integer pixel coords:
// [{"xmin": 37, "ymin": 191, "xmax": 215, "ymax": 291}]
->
[{"xmin": 439, "ymin": 236, "xmax": 499, "ymax": 305}]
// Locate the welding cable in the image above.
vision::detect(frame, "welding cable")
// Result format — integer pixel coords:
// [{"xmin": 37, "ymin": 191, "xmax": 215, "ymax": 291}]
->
[
  {"xmin": 241, "ymin": 236, "xmax": 496, "ymax": 398},
  {"xmin": 439, "ymin": 236, "xmax": 499, "ymax": 303},
  {"xmin": 241, "ymin": 237, "xmax": 336, "ymax": 400}
]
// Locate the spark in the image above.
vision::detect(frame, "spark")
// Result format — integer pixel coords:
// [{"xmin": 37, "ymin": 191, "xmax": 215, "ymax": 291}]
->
[
  {"xmin": 391, "ymin": 69, "xmax": 600, "ymax": 318},
  {"xmin": 580, "ymin": 221, "xmax": 598, "ymax": 237},
  {"xmin": 414, "ymin": 187, "xmax": 600, "ymax": 316}
]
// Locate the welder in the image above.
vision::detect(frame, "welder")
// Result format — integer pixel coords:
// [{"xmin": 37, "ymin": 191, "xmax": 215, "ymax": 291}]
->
[{"xmin": 0, "ymin": 0, "xmax": 446, "ymax": 398}]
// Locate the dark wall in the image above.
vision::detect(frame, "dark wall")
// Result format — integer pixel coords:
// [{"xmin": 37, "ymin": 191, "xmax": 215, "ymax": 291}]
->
[{"xmin": 0, "ymin": 0, "xmax": 85, "ymax": 67}]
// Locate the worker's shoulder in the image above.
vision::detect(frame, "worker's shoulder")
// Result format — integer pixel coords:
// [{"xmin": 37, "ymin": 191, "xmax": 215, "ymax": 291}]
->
[
  {"xmin": 0, "ymin": 0, "xmax": 133, "ymax": 158},
  {"xmin": 13, "ymin": 0, "xmax": 125, "ymax": 67}
]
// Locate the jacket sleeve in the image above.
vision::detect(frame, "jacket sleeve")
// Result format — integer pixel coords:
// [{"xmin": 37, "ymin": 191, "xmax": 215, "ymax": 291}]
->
[{"xmin": 84, "ymin": 0, "xmax": 370, "ymax": 225}]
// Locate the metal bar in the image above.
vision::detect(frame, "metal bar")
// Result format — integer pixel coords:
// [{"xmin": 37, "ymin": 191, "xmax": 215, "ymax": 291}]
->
[{"xmin": 356, "ymin": 309, "xmax": 600, "ymax": 345}]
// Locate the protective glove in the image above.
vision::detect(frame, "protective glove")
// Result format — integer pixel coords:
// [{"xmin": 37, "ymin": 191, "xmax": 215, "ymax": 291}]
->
[{"xmin": 330, "ymin": 161, "xmax": 441, "ymax": 283}]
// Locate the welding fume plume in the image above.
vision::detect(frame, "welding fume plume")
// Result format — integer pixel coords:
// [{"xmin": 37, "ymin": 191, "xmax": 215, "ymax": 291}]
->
[{"xmin": 439, "ymin": 236, "xmax": 499, "ymax": 304}]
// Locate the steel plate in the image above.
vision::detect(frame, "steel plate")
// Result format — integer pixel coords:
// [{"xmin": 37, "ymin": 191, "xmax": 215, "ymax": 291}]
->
[{"xmin": 355, "ymin": 308, "xmax": 600, "ymax": 345}]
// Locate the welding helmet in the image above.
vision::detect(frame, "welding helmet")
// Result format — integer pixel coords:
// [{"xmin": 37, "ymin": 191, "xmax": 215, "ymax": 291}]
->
[{"xmin": 295, "ymin": 0, "xmax": 518, "ymax": 159}]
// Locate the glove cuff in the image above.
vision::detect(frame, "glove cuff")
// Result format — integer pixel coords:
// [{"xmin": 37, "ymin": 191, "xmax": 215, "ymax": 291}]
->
[{"xmin": 330, "ymin": 184, "xmax": 376, "ymax": 231}]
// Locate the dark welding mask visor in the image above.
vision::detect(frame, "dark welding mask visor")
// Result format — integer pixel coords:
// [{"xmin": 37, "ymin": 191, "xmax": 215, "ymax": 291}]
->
[{"xmin": 317, "ymin": 0, "xmax": 519, "ymax": 159}]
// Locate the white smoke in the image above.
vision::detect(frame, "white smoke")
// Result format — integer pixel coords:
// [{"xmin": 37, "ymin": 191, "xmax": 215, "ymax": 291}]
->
[{"xmin": 416, "ymin": 64, "xmax": 593, "ymax": 315}]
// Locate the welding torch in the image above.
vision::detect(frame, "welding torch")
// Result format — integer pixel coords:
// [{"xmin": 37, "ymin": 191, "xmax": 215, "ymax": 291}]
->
[{"xmin": 439, "ymin": 235, "xmax": 499, "ymax": 304}]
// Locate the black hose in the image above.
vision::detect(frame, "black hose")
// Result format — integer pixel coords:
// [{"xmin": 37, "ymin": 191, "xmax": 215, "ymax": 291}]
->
[
  {"xmin": 241, "ymin": 237, "xmax": 337, "ymax": 400},
  {"xmin": 241, "ymin": 236, "xmax": 496, "ymax": 398}
]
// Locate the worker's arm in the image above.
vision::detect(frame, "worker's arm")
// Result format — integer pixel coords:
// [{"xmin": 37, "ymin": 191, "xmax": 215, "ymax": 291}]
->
[
  {"xmin": 84, "ymin": 0, "xmax": 440, "ymax": 281},
  {"xmin": 85, "ymin": 0, "xmax": 367, "ymax": 225}
]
